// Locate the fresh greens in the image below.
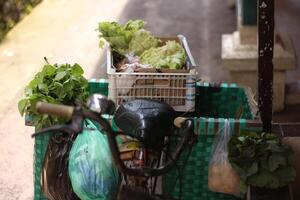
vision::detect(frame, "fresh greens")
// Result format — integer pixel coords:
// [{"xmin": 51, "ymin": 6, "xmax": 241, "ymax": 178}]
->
[
  {"xmin": 18, "ymin": 60, "xmax": 88, "ymax": 128},
  {"xmin": 228, "ymin": 131, "xmax": 296, "ymax": 193},
  {"xmin": 97, "ymin": 19, "xmax": 188, "ymax": 70},
  {"xmin": 97, "ymin": 20, "xmax": 159, "ymax": 56},
  {"xmin": 128, "ymin": 29, "xmax": 160, "ymax": 56},
  {"xmin": 140, "ymin": 41, "xmax": 187, "ymax": 69}
]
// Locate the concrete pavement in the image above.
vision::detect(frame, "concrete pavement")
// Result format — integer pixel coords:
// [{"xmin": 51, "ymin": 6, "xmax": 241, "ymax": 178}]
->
[
  {"xmin": 0, "ymin": 0, "xmax": 299, "ymax": 199},
  {"xmin": 0, "ymin": 0, "xmax": 131, "ymax": 120},
  {"xmin": 0, "ymin": 0, "xmax": 129, "ymax": 199}
]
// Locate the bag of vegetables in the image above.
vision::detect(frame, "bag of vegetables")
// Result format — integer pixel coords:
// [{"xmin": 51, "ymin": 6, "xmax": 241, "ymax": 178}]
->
[{"xmin": 208, "ymin": 120, "xmax": 241, "ymax": 197}]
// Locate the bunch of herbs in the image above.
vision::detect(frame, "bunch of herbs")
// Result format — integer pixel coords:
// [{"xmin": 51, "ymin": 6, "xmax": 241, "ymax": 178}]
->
[
  {"xmin": 18, "ymin": 59, "xmax": 88, "ymax": 129},
  {"xmin": 228, "ymin": 131, "xmax": 296, "ymax": 193}
]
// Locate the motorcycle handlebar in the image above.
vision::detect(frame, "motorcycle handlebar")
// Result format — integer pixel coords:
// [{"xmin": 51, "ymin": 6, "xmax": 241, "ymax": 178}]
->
[
  {"xmin": 36, "ymin": 102, "xmax": 74, "ymax": 120},
  {"xmin": 35, "ymin": 101, "xmax": 195, "ymax": 177}
]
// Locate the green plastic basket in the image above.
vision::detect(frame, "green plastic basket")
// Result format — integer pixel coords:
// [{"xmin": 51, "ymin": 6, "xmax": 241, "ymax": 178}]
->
[
  {"xmin": 88, "ymin": 78, "xmax": 109, "ymax": 96},
  {"xmin": 33, "ymin": 133, "xmax": 51, "ymax": 200},
  {"xmin": 31, "ymin": 79, "xmax": 109, "ymax": 200},
  {"xmin": 195, "ymin": 82, "xmax": 256, "ymax": 119},
  {"xmin": 162, "ymin": 82, "xmax": 260, "ymax": 200},
  {"xmin": 32, "ymin": 80, "xmax": 260, "ymax": 200}
]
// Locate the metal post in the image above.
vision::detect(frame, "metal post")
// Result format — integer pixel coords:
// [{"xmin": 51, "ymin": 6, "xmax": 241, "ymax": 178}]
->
[{"xmin": 258, "ymin": 0, "xmax": 274, "ymax": 132}]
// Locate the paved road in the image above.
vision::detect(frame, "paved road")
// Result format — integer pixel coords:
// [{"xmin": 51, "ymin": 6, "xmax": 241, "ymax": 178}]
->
[
  {"xmin": 0, "ymin": 0, "xmax": 129, "ymax": 199},
  {"xmin": 0, "ymin": 0, "xmax": 299, "ymax": 199}
]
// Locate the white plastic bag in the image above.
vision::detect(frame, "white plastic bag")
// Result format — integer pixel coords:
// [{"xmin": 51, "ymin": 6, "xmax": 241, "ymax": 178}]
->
[{"xmin": 208, "ymin": 120, "xmax": 241, "ymax": 196}]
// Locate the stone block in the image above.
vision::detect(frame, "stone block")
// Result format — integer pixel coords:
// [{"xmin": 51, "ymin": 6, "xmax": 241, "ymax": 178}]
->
[
  {"xmin": 222, "ymin": 31, "xmax": 297, "ymax": 111},
  {"xmin": 286, "ymin": 82, "xmax": 300, "ymax": 105}
]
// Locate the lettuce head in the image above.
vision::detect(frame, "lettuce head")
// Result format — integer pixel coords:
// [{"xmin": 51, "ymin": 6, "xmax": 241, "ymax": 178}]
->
[{"xmin": 140, "ymin": 41, "xmax": 187, "ymax": 69}]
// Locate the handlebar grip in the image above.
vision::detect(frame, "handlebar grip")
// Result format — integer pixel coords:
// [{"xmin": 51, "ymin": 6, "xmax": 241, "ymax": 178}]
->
[
  {"xmin": 174, "ymin": 117, "xmax": 186, "ymax": 128},
  {"xmin": 36, "ymin": 102, "xmax": 74, "ymax": 120}
]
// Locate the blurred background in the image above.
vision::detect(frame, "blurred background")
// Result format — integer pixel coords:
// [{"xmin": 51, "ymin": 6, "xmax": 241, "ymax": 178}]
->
[{"xmin": 0, "ymin": 0, "xmax": 299, "ymax": 199}]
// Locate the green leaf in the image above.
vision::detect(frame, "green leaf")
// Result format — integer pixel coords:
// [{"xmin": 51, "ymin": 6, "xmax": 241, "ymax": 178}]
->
[
  {"xmin": 246, "ymin": 162, "xmax": 258, "ymax": 176},
  {"xmin": 71, "ymin": 63, "xmax": 84, "ymax": 76},
  {"xmin": 63, "ymin": 80, "xmax": 74, "ymax": 91},
  {"xmin": 54, "ymin": 71, "xmax": 67, "ymax": 81},
  {"xmin": 140, "ymin": 41, "xmax": 186, "ymax": 69},
  {"xmin": 268, "ymin": 153, "xmax": 287, "ymax": 171},
  {"xmin": 25, "ymin": 87, "xmax": 33, "ymax": 96},
  {"xmin": 239, "ymin": 181, "xmax": 248, "ymax": 194},
  {"xmin": 28, "ymin": 75, "xmax": 42, "ymax": 88},
  {"xmin": 38, "ymin": 83, "xmax": 47, "ymax": 92},
  {"xmin": 238, "ymin": 136, "xmax": 245, "ymax": 142},
  {"xmin": 247, "ymin": 170, "xmax": 274, "ymax": 188},
  {"xmin": 260, "ymin": 156, "xmax": 270, "ymax": 171},
  {"xmin": 268, "ymin": 176, "xmax": 280, "ymax": 189},
  {"xmin": 41, "ymin": 64, "xmax": 56, "ymax": 76},
  {"xmin": 18, "ymin": 98, "xmax": 28, "ymax": 116},
  {"xmin": 51, "ymin": 82, "xmax": 64, "ymax": 98},
  {"xmin": 274, "ymin": 166, "xmax": 296, "ymax": 186},
  {"xmin": 266, "ymin": 143, "xmax": 285, "ymax": 153},
  {"xmin": 99, "ymin": 38, "xmax": 105, "ymax": 48}
]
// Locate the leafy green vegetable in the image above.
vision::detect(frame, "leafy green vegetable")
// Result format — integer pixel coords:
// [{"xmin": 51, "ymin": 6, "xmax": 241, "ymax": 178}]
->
[
  {"xmin": 97, "ymin": 20, "xmax": 160, "ymax": 56},
  {"xmin": 97, "ymin": 21, "xmax": 134, "ymax": 55},
  {"xmin": 140, "ymin": 41, "xmax": 187, "ymax": 69},
  {"xmin": 228, "ymin": 131, "xmax": 296, "ymax": 193},
  {"xmin": 18, "ymin": 60, "xmax": 88, "ymax": 129},
  {"xmin": 97, "ymin": 20, "xmax": 187, "ymax": 70},
  {"xmin": 123, "ymin": 19, "xmax": 145, "ymax": 30},
  {"xmin": 128, "ymin": 29, "xmax": 160, "ymax": 56}
]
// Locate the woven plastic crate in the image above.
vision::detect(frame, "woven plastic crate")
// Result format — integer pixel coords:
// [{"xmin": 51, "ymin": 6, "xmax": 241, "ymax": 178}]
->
[
  {"xmin": 88, "ymin": 78, "xmax": 108, "ymax": 96},
  {"xmin": 162, "ymin": 83, "xmax": 261, "ymax": 200},
  {"xmin": 33, "ymin": 133, "xmax": 51, "ymax": 200},
  {"xmin": 195, "ymin": 82, "xmax": 257, "ymax": 119},
  {"xmin": 106, "ymin": 35, "xmax": 197, "ymax": 112},
  {"xmin": 30, "ymin": 79, "xmax": 109, "ymax": 200}
]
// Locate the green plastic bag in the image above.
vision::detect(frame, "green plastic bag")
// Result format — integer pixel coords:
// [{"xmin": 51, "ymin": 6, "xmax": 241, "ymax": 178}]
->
[{"xmin": 68, "ymin": 120, "xmax": 119, "ymax": 200}]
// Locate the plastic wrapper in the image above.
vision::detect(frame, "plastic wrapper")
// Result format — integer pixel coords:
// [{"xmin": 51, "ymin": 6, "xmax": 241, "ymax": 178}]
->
[
  {"xmin": 208, "ymin": 120, "xmax": 241, "ymax": 197},
  {"xmin": 68, "ymin": 120, "xmax": 119, "ymax": 200},
  {"xmin": 41, "ymin": 132, "xmax": 80, "ymax": 200}
]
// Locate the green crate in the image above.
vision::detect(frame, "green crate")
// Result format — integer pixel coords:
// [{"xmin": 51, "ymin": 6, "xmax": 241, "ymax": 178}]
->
[
  {"xmin": 32, "ymin": 80, "xmax": 259, "ymax": 200},
  {"xmin": 162, "ymin": 83, "xmax": 260, "ymax": 200},
  {"xmin": 31, "ymin": 79, "xmax": 109, "ymax": 200},
  {"xmin": 33, "ymin": 133, "xmax": 51, "ymax": 200},
  {"xmin": 88, "ymin": 78, "xmax": 109, "ymax": 96},
  {"xmin": 195, "ymin": 82, "xmax": 256, "ymax": 119}
]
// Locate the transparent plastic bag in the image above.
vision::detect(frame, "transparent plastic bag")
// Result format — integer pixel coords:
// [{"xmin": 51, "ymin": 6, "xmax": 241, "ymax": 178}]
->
[
  {"xmin": 68, "ymin": 120, "xmax": 119, "ymax": 200},
  {"xmin": 208, "ymin": 120, "xmax": 241, "ymax": 197}
]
